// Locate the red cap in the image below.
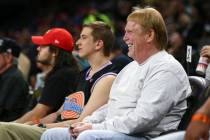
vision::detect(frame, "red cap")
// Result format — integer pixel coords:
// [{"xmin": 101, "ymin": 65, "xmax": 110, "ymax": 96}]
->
[{"xmin": 31, "ymin": 28, "xmax": 74, "ymax": 52}]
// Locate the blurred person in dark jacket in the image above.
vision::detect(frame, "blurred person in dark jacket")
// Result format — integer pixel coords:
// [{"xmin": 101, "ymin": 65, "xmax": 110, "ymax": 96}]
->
[
  {"xmin": 0, "ymin": 37, "xmax": 29, "ymax": 121},
  {"xmin": 110, "ymin": 38, "xmax": 132, "ymax": 73}
]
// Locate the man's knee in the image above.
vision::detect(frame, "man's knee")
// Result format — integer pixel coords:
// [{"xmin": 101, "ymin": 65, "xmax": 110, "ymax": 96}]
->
[
  {"xmin": 0, "ymin": 123, "xmax": 13, "ymax": 139},
  {"xmin": 41, "ymin": 129, "xmax": 57, "ymax": 140},
  {"xmin": 77, "ymin": 130, "xmax": 97, "ymax": 140},
  {"xmin": 41, "ymin": 128, "xmax": 70, "ymax": 140},
  {"xmin": 0, "ymin": 122, "xmax": 11, "ymax": 132}
]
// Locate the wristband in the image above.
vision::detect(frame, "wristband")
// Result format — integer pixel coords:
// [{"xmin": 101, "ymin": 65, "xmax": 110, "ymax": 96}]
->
[
  {"xmin": 32, "ymin": 118, "xmax": 40, "ymax": 124},
  {"xmin": 38, "ymin": 123, "xmax": 46, "ymax": 128},
  {"xmin": 191, "ymin": 113, "xmax": 210, "ymax": 125}
]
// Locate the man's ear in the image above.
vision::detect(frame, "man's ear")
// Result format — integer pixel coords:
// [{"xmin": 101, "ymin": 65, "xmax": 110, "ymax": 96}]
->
[
  {"xmin": 95, "ymin": 40, "xmax": 104, "ymax": 50},
  {"xmin": 145, "ymin": 29, "xmax": 155, "ymax": 43}
]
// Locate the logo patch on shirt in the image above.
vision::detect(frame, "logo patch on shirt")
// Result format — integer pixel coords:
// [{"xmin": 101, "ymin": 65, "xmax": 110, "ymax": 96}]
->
[{"xmin": 61, "ymin": 91, "xmax": 85, "ymax": 120}]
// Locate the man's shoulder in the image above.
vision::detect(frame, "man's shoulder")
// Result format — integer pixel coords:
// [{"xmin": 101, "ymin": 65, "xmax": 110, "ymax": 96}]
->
[
  {"xmin": 3, "ymin": 65, "xmax": 25, "ymax": 79},
  {"xmin": 149, "ymin": 51, "xmax": 183, "ymax": 70},
  {"xmin": 115, "ymin": 61, "xmax": 139, "ymax": 78},
  {"xmin": 1, "ymin": 66, "xmax": 28, "ymax": 91},
  {"xmin": 149, "ymin": 54, "xmax": 188, "ymax": 83},
  {"xmin": 120, "ymin": 61, "xmax": 139, "ymax": 70}
]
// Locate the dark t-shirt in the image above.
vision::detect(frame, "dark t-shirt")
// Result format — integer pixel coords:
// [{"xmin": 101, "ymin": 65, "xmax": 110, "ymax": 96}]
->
[
  {"xmin": 56, "ymin": 62, "xmax": 118, "ymax": 121},
  {"xmin": 76, "ymin": 63, "xmax": 118, "ymax": 104},
  {"xmin": 0, "ymin": 64, "xmax": 29, "ymax": 121},
  {"xmin": 38, "ymin": 66, "xmax": 79, "ymax": 112}
]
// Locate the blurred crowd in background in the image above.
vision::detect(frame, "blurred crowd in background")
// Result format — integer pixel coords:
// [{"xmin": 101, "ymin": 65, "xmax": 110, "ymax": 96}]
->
[{"xmin": 0, "ymin": 0, "xmax": 210, "ymax": 86}]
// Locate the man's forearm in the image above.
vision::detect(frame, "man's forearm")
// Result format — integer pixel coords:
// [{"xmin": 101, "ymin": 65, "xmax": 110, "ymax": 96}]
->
[
  {"xmin": 15, "ymin": 111, "xmax": 34, "ymax": 123},
  {"xmin": 15, "ymin": 103, "xmax": 52, "ymax": 123},
  {"xmin": 40, "ymin": 112, "xmax": 58, "ymax": 124},
  {"xmin": 45, "ymin": 118, "xmax": 80, "ymax": 129},
  {"xmin": 46, "ymin": 120, "xmax": 72, "ymax": 128}
]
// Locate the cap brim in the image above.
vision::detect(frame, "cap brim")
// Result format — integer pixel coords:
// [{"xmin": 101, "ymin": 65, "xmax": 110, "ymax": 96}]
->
[{"xmin": 31, "ymin": 36, "xmax": 49, "ymax": 46}]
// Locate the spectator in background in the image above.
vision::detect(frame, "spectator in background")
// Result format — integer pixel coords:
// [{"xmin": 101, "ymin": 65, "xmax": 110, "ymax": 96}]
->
[
  {"xmin": 18, "ymin": 52, "xmax": 31, "ymax": 81},
  {"xmin": 110, "ymin": 38, "xmax": 132, "ymax": 73},
  {"xmin": 168, "ymin": 32, "xmax": 185, "ymax": 63},
  {"xmin": 201, "ymin": 45, "xmax": 210, "ymax": 80},
  {"xmin": 83, "ymin": 5, "xmax": 114, "ymax": 32},
  {"xmin": 40, "ymin": 7, "xmax": 191, "ymax": 140},
  {"xmin": 0, "ymin": 37, "xmax": 29, "ymax": 121},
  {"xmin": 167, "ymin": 31, "xmax": 200, "ymax": 76},
  {"xmin": 25, "ymin": 61, "xmax": 52, "ymax": 112},
  {"xmin": 15, "ymin": 28, "xmax": 80, "ymax": 123}
]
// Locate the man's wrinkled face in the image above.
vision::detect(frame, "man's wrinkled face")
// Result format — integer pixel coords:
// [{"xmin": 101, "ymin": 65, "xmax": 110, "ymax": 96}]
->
[{"xmin": 123, "ymin": 21, "xmax": 147, "ymax": 60}]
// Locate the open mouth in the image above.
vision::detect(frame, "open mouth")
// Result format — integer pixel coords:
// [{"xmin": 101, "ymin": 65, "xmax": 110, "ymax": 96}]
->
[{"xmin": 127, "ymin": 44, "xmax": 134, "ymax": 48}]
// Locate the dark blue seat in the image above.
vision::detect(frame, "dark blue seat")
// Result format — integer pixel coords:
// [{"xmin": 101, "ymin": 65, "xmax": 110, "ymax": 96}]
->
[
  {"xmin": 160, "ymin": 76, "xmax": 210, "ymax": 136},
  {"xmin": 178, "ymin": 76, "xmax": 210, "ymax": 130}
]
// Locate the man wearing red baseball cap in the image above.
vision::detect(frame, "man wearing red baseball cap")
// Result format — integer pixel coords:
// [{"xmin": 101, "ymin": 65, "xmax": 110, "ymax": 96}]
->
[
  {"xmin": 15, "ymin": 28, "xmax": 80, "ymax": 123},
  {"xmin": 32, "ymin": 28, "xmax": 74, "ymax": 52}
]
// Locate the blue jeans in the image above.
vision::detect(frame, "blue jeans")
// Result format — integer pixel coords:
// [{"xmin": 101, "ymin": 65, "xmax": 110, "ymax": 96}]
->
[
  {"xmin": 41, "ymin": 128, "xmax": 148, "ymax": 140},
  {"xmin": 77, "ymin": 130, "xmax": 148, "ymax": 140},
  {"xmin": 41, "ymin": 128, "xmax": 74, "ymax": 140},
  {"xmin": 151, "ymin": 131, "xmax": 185, "ymax": 140}
]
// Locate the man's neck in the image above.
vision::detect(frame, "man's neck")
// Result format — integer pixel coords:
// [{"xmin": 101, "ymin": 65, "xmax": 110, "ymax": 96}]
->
[
  {"xmin": 87, "ymin": 53, "xmax": 110, "ymax": 76},
  {"xmin": 42, "ymin": 65, "xmax": 53, "ymax": 75},
  {"xmin": 137, "ymin": 45, "xmax": 160, "ymax": 64}
]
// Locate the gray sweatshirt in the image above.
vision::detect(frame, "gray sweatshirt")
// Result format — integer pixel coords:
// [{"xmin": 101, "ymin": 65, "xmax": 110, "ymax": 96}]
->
[{"xmin": 84, "ymin": 51, "xmax": 191, "ymax": 138}]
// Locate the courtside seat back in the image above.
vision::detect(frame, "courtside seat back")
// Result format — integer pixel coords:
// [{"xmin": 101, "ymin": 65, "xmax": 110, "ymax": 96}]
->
[{"xmin": 178, "ymin": 76, "xmax": 210, "ymax": 130}]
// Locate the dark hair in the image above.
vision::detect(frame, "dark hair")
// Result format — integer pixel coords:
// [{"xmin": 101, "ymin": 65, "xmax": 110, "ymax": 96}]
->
[
  {"xmin": 47, "ymin": 45, "xmax": 79, "ymax": 77},
  {"xmin": 111, "ymin": 38, "xmax": 129, "ymax": 55},
  {"xmin": 83, "ymin": 21, "xmax": 115, "ymax": 56}
]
